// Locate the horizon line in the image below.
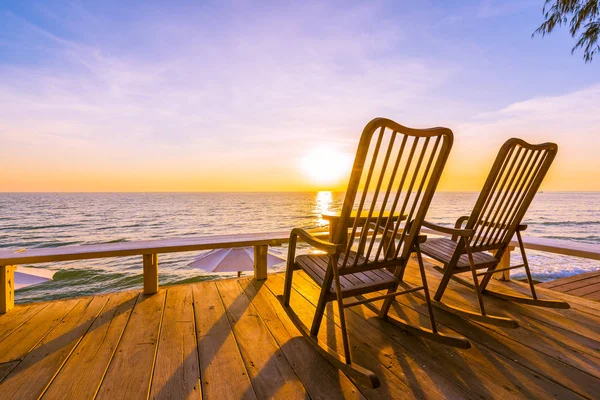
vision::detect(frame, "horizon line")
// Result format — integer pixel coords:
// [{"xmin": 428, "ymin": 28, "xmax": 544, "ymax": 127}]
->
[{"xmin": 1, "ymin": 190, "xmax": 599, "ymax": 194}]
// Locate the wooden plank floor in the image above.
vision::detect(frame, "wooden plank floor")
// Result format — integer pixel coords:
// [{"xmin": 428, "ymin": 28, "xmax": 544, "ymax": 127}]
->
[
  {"xmin": 0, "ymin": 259, "xmax": 599, "ymax": 399},
  {"xmin": 539, "ymin": 270, "xmax": 600, "ymax": 302}
]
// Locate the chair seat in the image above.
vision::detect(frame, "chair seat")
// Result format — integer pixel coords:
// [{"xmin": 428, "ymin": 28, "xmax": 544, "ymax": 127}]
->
[
  {"xmin": 295, "ymin": 253, "xmax": 398, "ymax": 298},
  {"xmin": 420, "ymin": 238, "xmax": 498, "ymax": 270}
]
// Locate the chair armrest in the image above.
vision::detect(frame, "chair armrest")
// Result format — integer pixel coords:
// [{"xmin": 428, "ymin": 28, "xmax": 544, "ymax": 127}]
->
[
  {"xmin": 452, "ymin": 216, "xmax": 471, "ymax": 241},
  {"xmin": 454, "ymin": 216, "xmax": 470, "ymax": 229},
  {"xmin": 422, "ymin": 220, "xmax": 474, "ymax": 237},
  {"xmin": 290, "ymin": 228, "xmax": 342, "ymax": 255},
  {"xmin": 517, "ymin": 224, "xmax": 527, "ymax": 231}
]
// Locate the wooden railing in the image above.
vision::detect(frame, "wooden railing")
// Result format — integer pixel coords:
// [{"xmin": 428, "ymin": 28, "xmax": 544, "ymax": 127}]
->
[
  {"xmin": 0, "ymin": 230, "xmax": 328, "ymax": 313},
  {"xmin": 1, "ymin": 229, "xmax": 598, "ymax": 313},
  {"xmin": 420, "ymin": 228, "xmax": 600, "ymax": 280}
]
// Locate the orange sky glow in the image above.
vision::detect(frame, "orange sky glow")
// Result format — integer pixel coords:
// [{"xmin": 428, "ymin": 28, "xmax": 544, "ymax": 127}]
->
[{"xmin": 1, "ymin": 2, "xmax": 599, "ymax": 193}]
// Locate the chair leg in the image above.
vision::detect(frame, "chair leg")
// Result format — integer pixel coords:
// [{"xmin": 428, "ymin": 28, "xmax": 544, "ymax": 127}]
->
[
  {"xmin": 478, "ymin": 266, "xmax": 495, "ymax": 293},
  {"xmin": 379, "ymin": 240, "xmax": 414, "ymax": 317},
  {"xmin": 517, "ymin": 231, "xmax": 537, "ymax": 300},
  {"xmin": 379, "ymin": 244, "xmax": 432, "ymax": 323},
  {"xmin": 276, "ymin": 294, "xmax": 381, "ymax": 388},
  {"xmin": 379, "ymin": 240, "xmax": 409, "ymax": 318},
  {"xmin": 428, "ymin": 246, "xmax": 520, "ymax": 327},
  {"xmin": 461, "ymin": 238, "xmax": 568, "ymax": 310},
  {"xmin": 282, "ymin": 259, "xmax": 294, "ymax": 306},
  {"xmin": 465, "ymin": 244, "xmax": 486, "ymax": 316},
  {"xmin": 433, "ymin": 267, "xmax": 453, "ymax": 302},
  {"xmin": 375, "ymin": 244, "xmax": 471, "ymax": 348},
  {"xmin": 333, "ymin": 268, "xmax": 352, "ymax": 363},
  {"xmin": 310, "ymin": 288, "xmax": 328, "ymax": 336},
  {"xmin": 479, "ymin": 250, "xmax": 503, "ymax": 292},
  {"xmin": 414, "ymin": 242, "xmax": 437, "ymax": 332},
  {"xmin": 283, "ymin": 235, "xmax": 298, "ymax": 307},
  {"xmin": 337, "ymin": 298, "xmax": 352, "ymax": 363}
]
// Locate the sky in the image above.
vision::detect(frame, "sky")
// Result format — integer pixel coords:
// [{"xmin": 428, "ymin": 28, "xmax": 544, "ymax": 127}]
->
[{"xmin": 0, "ymin": 0, "xmax": 598, "ymax": 192}]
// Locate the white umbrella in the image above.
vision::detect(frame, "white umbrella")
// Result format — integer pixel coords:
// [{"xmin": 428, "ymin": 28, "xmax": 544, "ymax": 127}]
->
[
  {"xmin": 188, "ymin": 247, "xmax": 285, "ymax": 276},
  {"xmin": 15, "ymin": 266, "xmax": 55, "ymax": 290}
]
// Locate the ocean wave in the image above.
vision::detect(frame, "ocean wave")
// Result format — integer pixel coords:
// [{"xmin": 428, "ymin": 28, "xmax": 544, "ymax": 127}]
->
[
  {"xmin": 540, "ymin": 235, "xmax": 600, "ymax": 243},
  {"xmin": 96, "ymin": 225, "xmax": 118, "ymax": 231},
  {"xmin": 35, "ymin": 241, "xmax": 83, "ymax": 248},
  {"xmin": 122, "ymin": 223, "xmax": 144, "ymax": 228},
  {"xmin": 85, "ymin": 238, "xmax": 129, "ymax": 244},
  {"xmin": 107, "ymin": 238, "xmax": 128, "ymax": 243},
  {"xmin": 0, "ymin": 223, "xmax": 81, "ymax": 231},
  {"xmin": 537, "ymin": 220, "xmax": 600, "ymax": 226}
]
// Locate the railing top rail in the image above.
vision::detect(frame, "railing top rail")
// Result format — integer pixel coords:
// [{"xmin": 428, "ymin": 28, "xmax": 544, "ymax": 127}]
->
[
  {"xmin": 0, "ymin": 230, "xmax": 327, "ymax": 265},
  {"xmin": 420, "ymin": 228, "xmax": 600, "ymax": 261},
  {"xmin": 511, "ymin": 235, "xmax": 600, "ymax": 261},
  {"xmin": 0, "ymin": 228, "xmax": 598, "ymax": 266}
]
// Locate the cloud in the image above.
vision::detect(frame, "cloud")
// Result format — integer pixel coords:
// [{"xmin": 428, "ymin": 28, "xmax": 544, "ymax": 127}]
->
[
  {"xmin": 460, "ymin": 84, "xmax": 600, "ymax": 145},
  {"xmin": 0, "ymin": 0, "xmax": 458, "ymax": 191},
  {"xmin": 440, "ymin": 84, "xmax": 600, "ymax": 191}
]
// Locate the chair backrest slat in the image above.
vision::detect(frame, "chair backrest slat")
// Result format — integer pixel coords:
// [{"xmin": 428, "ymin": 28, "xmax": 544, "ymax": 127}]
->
[
  {"xmin": 475, "ymin": 146, "xmax": 525, "ymax": 247},
  {"xmin": 469, "ymin": 146, "xmax": 513, "ymax": 245},
  {"xmin": 391, "ymin": 135, "xmax": 442, "ymax": 260},
  {"xmin": 377, "ymin": 136, "xmax": 420, "ymax": 260},
  {"xmin": 364, "ymin": 136, "xmax": 425, "ymax": 263},
  {"xmin": 490, "ymin": 150, "xmax": 550, "ymax": 246},
  {"xmin": 372, "ymin": 136, "xmax": 410, "ymax": 261},
  {"xmin": 465, "ymin": 139, "xmax": 557, "ymax": 252},
  {"xmin": 352, "ymin": 130, "xmax": 398, "ymax": 265},
  {"xmin": 365, "ymin": 133, "xmax": 405, "ymax": 261},
  {"xmin": 333, "ymin": 118, "xmax": 453, "ymax": 272},
  {"xmin": 342, "ymin": 127, "xmax": 385, "ymax": 267},
  {"xmin": 487, "ymin": 149, "xmax": 541, "ymax": 245}
]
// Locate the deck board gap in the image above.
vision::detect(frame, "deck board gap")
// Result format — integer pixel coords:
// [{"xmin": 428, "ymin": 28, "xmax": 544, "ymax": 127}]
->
[
  {"xmin": 91, "ymin": 292, "xmax": 145, "ymax": 399},
  {"xmin": 212, "ymin": 281, "xmax": 261, "ymax": 400},
  {"xmin": 0, "ymin": 303, "xmax": 50, "ymax": 343},
  {"xmin": 95, "ymin": 293, "xmax": 139, "ymax": 399},
  {"xmin": 234, "ymin": 279, "xmax": 313, "ymax": 397},
  {"xmin": 146, "ymin": 289, "xmax": 168, "ymax": 400},
  {"xmin": 190, "ymin": 284, "xmax": 202, "ymax": 399},
  {"xmin": 39, "ymin": 296, "xmax": 112, "ymax": 398}
]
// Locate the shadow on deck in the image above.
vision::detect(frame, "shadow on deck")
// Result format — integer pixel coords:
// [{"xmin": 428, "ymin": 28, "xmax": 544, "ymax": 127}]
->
[{"xmin": 0, "ymin": 259, "xmax": 599, "ymax": 399}]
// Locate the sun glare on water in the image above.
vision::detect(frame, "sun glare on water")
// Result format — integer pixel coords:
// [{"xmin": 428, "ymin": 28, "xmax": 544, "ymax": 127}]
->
[{"xmin": 301, "ymin": 146, "xmax": 352, "ymax": 186}]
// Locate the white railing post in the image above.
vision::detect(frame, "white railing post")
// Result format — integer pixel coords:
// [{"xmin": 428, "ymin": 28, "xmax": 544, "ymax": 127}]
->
[
  {"xmin": 253, "ymin": 245, "xmax": 268, "ymax": 281},
  {"xmin": 143, "ymin": 254, "xmax": 159, "ymax": 294},
  {"xmin": 1, "ymin": 265, "xmax": 15, "ymax": 313}
]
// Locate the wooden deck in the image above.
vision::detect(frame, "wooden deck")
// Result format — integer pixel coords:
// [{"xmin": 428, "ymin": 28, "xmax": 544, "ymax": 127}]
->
[
  {"xmin": 539, "ymin": 270, "xmax": 600, "ymax": 302},
  {"xmin": 0, "ymin": 259, "xmax": 599, "ymax": 400}
]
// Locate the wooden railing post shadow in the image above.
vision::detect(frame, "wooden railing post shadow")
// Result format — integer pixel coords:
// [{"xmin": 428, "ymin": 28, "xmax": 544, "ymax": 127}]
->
[
  {"xmin": 1, "ymin": 265, "xmax": 15, "ymax": 314},
  {"xmin": 143, "ymin": 253, "xmax": 159, "ymax": 294},
  {"xmin": 254, "ymin": 245, "xmax": 268, "ymax": 281}
]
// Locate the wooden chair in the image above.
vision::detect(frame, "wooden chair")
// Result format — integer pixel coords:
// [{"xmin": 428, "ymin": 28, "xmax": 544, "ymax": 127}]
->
[
  {"xmin": 419, "ymin": 138, "xmax": 569, "ymax": 329},
  {"xmin": 280, "ymin": 118, "xmax": 470, "ymax": 389}
]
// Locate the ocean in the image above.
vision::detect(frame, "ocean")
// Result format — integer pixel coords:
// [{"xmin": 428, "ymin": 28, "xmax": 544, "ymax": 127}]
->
[{"xmin": 1, "ymin": 192, "xmax": 598, "ymax": 304}]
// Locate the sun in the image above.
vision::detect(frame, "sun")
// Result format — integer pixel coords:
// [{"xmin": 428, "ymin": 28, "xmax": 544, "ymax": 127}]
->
[{"xmin": 301, "ymin": 145, "xmax": 352, "ymax": 186}]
